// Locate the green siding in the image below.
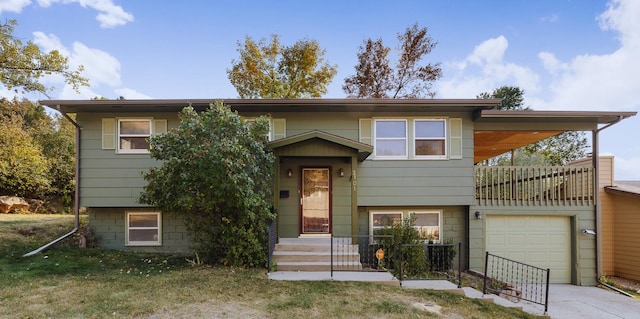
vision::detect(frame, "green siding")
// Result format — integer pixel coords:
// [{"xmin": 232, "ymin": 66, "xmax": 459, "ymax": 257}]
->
[
  {"xmin": 89, "ymin": 207, "xmax": 192, "ymax": 253},
  {"xmin": 77, "ymin": 113, "xmax": 178, "ymax": 207}
]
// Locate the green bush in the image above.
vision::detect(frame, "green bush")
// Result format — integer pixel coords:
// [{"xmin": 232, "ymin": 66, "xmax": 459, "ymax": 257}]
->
[{"xmin": 376, "ymin": 215, "xmax": 429, "ymax": 278}]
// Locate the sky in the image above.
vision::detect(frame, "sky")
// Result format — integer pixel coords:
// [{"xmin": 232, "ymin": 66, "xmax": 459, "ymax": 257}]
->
[{"xmin": 1, "ymin": 0, "xmax": 639, "ymax": 179}]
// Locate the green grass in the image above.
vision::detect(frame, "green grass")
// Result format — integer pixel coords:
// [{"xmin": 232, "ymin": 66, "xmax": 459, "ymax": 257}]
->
[{"xmin": 0, "ymin": 214, "xmax": 546, "ymax": 318}]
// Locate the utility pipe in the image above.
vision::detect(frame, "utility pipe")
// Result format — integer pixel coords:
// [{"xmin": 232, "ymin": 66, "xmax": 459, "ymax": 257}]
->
[{"xmin": 23, "ymin": 105, "xmax": 81, "ymax": 257}]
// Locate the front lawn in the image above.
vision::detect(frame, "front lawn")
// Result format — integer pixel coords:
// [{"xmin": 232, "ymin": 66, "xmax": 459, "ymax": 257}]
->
[{"xmin": 0, "ymin": 214, "xmax": 544, "ymax": 318}]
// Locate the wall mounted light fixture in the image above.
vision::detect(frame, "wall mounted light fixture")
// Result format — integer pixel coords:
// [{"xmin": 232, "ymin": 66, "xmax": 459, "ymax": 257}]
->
[
  {"xmin": 475, "ymin": 211, "xmax": 482, "ymax": 219},
  {"xmin": 287, "ymin": 169, "xmax": 292, "ymax": 178},
  {"xmin": 338, "ymin": 168, "xmax": 344, "ymax": 177}
]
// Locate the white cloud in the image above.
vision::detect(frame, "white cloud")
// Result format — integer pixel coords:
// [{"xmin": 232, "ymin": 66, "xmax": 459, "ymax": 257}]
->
[
  {"xmin": 32, "ymin": 31, "xmax": 122, "ymax": 98},
  {"xmin": 0, "ymin": 0, "xmax": 32, "ymax": 13},
  {"xmin": 115, "ymin": 88, "xmax": 152, "ymax": 99},
  {"xmin": 436, "ymin": 36, "xmax": 539, "ymax": 98},
  {"xmin": 32, "ymin": 0, "xmax": 134, "ymax": 28}
]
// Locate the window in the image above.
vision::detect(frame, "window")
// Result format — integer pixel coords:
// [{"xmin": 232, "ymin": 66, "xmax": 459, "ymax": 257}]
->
[
  {"xmin": 118, "ymin": 119, "xmax": 151, "ymax": 153},
  {"xmin": 411, "ymin": 211, "xmax": 441, "ymax": 242},
  {"xmin": 370, "ymin": 212, "xmax": 403, "ymax": 237},
  {"xmin": 374, "ymin": 120, "xmax": 407, "ymax": 158},
  {"xmin": 414, "ymin": 119, "xmax": 446, "ymax": 158},
  {"xmin": 369, "ymin": 210, "xmax": 442, "ymax": 242},
  {"xmin": 372, "ymin": 118, "xmax": 452, "ymax": 160},
  {"xmin": 126, "ymin": 212, "xmax": 161, "ymax": 246},
  {"xmin": 243, "ymin": 118, "xmax": 286, "ymax": 141}
]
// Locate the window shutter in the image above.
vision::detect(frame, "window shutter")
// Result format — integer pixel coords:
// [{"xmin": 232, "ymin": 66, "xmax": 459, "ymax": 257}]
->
[
  {"xmin": 449, "ymin": 118, "xmax": 463, "ymax": 159},
  {"xmin": 153, "ymin": 119, "xmax": 167, "ymax": 135},
  {"xmin": 102, "ymin": 118, "xmax": 116, "ymax": 149},
  {"xmin": 359, "ymin": 119, "xmax": 372, "ymax": 145},
  {"xmin": 271, "ymin": 119, "xmax": 286, "ymax": 141}
]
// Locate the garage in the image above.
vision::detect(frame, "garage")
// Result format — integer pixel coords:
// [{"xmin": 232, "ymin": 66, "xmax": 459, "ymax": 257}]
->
[{"xmin": 486, "ymin": 215, "xmax": 572, "ymax": 283}]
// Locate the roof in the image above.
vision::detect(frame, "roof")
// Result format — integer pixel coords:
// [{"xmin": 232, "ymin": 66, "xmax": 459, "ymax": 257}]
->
[
  {"xmin": 267, "ymin": 130, "xmax": 373, "ymax": 162},
  {"xmin": 605, "ymin": 181, "xmax": 640, "ymax": 198},
  {"xmin": 39, "ymin": 98, "xmax": 502, "ymax": 113},
  {"xmin": 473, "ymin": 110, "xmax": 637, "ymax": 162},
  {"xmin": 40, "ymin": 98, "xmax": 635, "ymax": 163}
]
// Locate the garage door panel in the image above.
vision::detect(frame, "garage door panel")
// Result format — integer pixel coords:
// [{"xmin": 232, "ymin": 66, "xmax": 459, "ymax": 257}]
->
[{"xmin": 487, "ymin": 215, "xmax": 571, "ymax": 284}]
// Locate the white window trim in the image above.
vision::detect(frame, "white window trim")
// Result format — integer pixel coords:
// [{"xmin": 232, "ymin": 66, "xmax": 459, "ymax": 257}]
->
[
  {"xmin": 369, "ymin": 210, "xmax": 442, "ymax": 242},
  {"xmin": 117, "ymin": 118, "xmax": 152, "ymax": 154},
  {"xmin": 413, "ymin": 119, "xmax": 447, "ymax": 160},
  {"xmin": 369, "ymin": 211, "xmax": 403, "ymax": 238},
  {"xmin": 243, "ymin": 117, "xmax": 283, "ymax": 141},
  {"xmin": 409, "ymin": 210, "xmax": 442, "ymax": 242},
  {"xmin": 373, "ymin": 117, "xmax": 450, "ymax": 160},
  {"xmin": 373, "ymin": 119, "xmax": 408, "ymax": 159},
  {"xmin": 125, "ymin": 211, "xmax": 162, "ymax": 246}
]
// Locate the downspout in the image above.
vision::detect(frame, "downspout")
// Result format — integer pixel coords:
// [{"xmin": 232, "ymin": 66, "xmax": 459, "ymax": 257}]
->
[
  {"xmin": 591, "ymin": 116, "xmax": 633, "ymax": 297},
  {"xmin": 23, "ymin": 105, "xmax": 81, "ymax": 257}
]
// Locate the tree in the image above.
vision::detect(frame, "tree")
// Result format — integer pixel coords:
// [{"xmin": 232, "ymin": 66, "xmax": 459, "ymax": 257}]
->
[
  {"xmin": 478, "ymin": 86, "xmax": 588, "ymax": 165},
  {"xmin": 343, "ymin": 23, "xmax": 442, "ymax": 98},
  {"xmin": 0, "ymin": 20, "xmax": 88, "ymax": 96},
  {"xmin": 227, "ymin": 35, "xmax": 337, "ymax": 98},
  {"xmin": 139, "ymin": 101, "xmax": 275, "ymax": 267},
  {"xmin": 0, "ymin": 98, "xmax": 75, "ymax": 207}
]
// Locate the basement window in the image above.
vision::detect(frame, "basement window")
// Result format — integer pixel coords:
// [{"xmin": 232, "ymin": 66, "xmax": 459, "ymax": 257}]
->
[{"xmin": 126, "ymin": 212, "xmax": 161, "ymax": 246}]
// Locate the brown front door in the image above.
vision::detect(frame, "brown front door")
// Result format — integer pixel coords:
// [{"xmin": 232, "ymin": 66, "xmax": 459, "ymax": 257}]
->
[{"xmin": 301, "ymin": 168, "xmax": 331, "ymax": 234}]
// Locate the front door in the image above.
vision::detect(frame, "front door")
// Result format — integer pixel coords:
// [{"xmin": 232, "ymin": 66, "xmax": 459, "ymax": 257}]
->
[{"xmin": 301, "ymin": 168, "xmax": 331, "ymax": 234}]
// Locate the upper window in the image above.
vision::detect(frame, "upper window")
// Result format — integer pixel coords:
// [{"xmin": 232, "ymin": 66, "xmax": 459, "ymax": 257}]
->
[
  {"xmin": 126, "ymin": 212, "xmax": 161, "ymax": 246},
  {"xmin": 373, "ymin": 118, "xmax": 447, "ymax": 160},
  {"xmin": 374, "ymin": 120, "xmax": 407, "ymax": 158},
  {"xmin": 414, "ymin": 119, "xmax": 446, "ymax": 158},
  {"xmin": 118, "ymin": 119, "xmax": 151, "ymax": 153}
]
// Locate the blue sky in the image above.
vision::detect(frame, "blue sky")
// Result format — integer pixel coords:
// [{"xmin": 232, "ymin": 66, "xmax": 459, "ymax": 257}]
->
[{"xmin": 2, "ymin": 0, "xmax": 639, "ymax": 179}]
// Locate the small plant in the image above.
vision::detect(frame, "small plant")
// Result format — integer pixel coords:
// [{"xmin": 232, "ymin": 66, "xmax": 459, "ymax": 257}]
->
[{"xmin": 186, "ymin": 252, "xmax": 204, "ymax": 266}]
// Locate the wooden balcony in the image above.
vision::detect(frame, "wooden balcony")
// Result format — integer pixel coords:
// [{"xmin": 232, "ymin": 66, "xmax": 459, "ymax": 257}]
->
[{"xmin": 475, "ymin": 166, "xmax": 594, "ymax": 206}]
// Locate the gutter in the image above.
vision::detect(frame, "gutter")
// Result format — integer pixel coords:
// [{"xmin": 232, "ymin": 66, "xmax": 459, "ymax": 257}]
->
[
  {"xmin": 591, "ymin": 115, "xmax": 633, "ymax": 297},
  {"xmin": 23, "ymin": 105, "xmax": 81, "ymax": 257}
]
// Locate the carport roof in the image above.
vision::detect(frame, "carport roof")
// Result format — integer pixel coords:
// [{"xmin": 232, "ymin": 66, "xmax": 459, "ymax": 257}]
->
[{"xmin": 605, "ymin": 181, "xmax": 640, "ymax": 198}]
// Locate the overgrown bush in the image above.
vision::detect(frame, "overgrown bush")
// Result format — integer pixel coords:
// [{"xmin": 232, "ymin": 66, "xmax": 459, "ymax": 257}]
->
[
  {"xmin": 376, "ymin": 215, "xmax": 429, "ymax": 278},
  {"xmin": 140, "ymin": 101, "xmax": 275, "ymax": 267}
]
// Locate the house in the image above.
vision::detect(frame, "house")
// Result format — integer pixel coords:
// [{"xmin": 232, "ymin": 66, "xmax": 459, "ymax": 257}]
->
[
  {"xmin": 40, "ymin": 98, "xmax": 636, "ymax": 286},
  {"xmin": 571, "ymin": 156, "xmax": 640, "ymax": 282}
]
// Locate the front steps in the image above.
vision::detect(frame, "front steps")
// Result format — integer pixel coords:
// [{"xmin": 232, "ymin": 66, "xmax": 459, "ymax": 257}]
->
[{"xmin": 273, "ymin": 237, "xmax": 363, "ymax": 271}]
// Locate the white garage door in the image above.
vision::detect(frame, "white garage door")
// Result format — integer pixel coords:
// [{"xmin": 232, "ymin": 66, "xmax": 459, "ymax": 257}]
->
[{"xmin": 486, "ymin": 215, "xmax": 571, "ymax": 284}]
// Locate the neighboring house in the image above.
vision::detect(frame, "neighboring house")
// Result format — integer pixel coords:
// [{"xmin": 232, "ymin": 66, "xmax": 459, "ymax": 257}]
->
[
  {"xmin": 40, "ymin": 99, "xmax": 636, "ymax": 286},
  {"xmin": 580, "ymin": 156, "xmax": 640, "ymax": 282}
]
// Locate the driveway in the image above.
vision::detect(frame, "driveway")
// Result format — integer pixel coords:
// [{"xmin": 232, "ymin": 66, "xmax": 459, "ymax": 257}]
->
[{"xmin": 523, "ymin": 284, "xmax": 640, "ymax": 319}]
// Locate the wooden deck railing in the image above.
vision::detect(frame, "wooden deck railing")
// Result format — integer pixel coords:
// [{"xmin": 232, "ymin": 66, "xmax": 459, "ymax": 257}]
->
[{"xmin": 475, "ymin": 166, "xmax": 594, "ymax": 206}]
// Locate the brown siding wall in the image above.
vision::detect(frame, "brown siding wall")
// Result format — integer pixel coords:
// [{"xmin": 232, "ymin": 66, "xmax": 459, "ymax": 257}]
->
[{"xmin": 612, "ymin": 195, "xmax": 640, "ymax": 281}]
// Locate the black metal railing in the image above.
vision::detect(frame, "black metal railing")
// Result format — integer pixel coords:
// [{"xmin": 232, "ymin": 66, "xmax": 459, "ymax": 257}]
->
[
  {"xmin": 483, "ymin": 252, "xmax": 550, "ymax": 314},
  {"xmin": 267, "ymin": 219, "xmax": 277, "ymax": 273},
  {"xmin": 399, "ymin": 242, "xmax": 462, "ymax": 288},
  {"xmin": 330, "ymin": 235, "xmax": 395, "ymax": 276}
]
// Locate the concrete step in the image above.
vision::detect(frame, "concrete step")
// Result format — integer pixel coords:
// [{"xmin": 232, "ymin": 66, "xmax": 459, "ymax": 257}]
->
[
  {"xmin": 273, "ymin": 251, "xmax": 360, "ymax": 262},
  {"xmin": 276, "ymin": 261, "xmax": 363, "ymax": 271}
]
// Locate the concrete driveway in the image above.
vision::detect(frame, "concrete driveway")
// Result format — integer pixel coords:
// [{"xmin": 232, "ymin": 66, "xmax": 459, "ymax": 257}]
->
[
  {"xmin": 269, "ymin": 272, "xmax": 640, "ymax": 318},
  {"xmin": 520, "ymin": 284, "xmax": 640, "ymax": 319}
]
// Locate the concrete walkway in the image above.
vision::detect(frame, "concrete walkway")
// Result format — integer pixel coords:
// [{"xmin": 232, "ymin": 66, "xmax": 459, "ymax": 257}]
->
[{"xmin": 268, "ymin": 271, "xmax": 640, "ymax": 318}]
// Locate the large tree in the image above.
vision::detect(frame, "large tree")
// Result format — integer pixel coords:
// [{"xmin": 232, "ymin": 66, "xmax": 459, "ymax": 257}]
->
[
  {"xmin": 0, "ymin": 20, "xmax": 88, "ymax": 96},
  {"xmin": 227, "ymin": 35, "xmax": 337, "ymax": 98},
  {"xmin": 139, "ymin": 101, "xmax": 275, "ymax": 266},
  {"xmin": 0, "ymin": 98, "xmax": 75, "ymax": 202},
  {"xmin": 478, "ymin": 86, "xmax": 588, "ymax": 166},
  {"xmin": 343, "ymin": 23, "xmax": 442, "ymax": 99}
]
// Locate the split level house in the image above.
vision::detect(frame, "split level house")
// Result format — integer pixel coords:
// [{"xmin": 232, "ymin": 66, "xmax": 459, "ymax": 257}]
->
[{"xmin": 40, "ymin": 98, "xmax": 636, "ymax": 286}]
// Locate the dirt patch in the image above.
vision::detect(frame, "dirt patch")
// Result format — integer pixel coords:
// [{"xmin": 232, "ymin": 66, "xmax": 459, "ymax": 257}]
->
[
  {"xmin": 604, "ymin": 276, "xmax": 640, "ymax": 294},
  {"xmin": 146, "ymin": 300, "xmax": 268, "ymax": 319}
]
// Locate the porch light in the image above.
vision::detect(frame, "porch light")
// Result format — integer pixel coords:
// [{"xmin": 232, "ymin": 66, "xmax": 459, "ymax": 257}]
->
[
  {"xmin": 287, "ymin": 169, "xmax": 292, "ymax": 178},
  {"xmin": 475, "ymin": 211, "xmax": 482, "ymax": 219},
  {"xmin": 338, "ymin": 168, "xmax": 344, "ymax": 177}
]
